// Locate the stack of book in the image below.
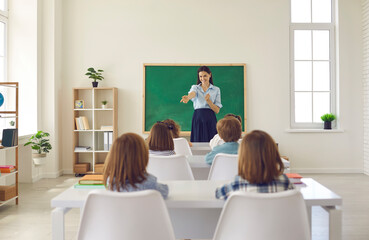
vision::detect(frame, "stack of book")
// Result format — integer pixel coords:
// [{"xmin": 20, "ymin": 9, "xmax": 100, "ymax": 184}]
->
[
  {"xmin": 75, "ymin": 116, "xmax": 90, "ymax": 130},
  {"xmin": 0, "ymin": 165, "xmax": 16, "ymax": 173},
  {"xmin": 286, "ymin": 173, "xmax": 303, "ymax": 184},
  {"xmin": 74, "ymin": 174, "xmax": 105, "ymax": 189}
]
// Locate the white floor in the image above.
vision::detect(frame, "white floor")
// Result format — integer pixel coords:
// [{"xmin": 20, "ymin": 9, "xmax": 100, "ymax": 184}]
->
[{"xmin": 0, "ymin": 174, "xmax": 368, "ymax": 240}]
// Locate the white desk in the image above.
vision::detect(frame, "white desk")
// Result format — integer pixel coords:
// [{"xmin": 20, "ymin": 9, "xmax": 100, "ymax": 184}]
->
[{"xmin": 51, "ymin": 178, "xmax": 342, "ymax": 240}]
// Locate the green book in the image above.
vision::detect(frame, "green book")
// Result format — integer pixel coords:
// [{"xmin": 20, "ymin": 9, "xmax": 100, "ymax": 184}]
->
[{"xmin": 74, "ymin": 183, "xmax": 106, "ymax": 189}]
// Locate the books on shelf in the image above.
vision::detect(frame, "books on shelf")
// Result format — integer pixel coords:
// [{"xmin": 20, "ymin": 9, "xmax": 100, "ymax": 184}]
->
[
  {"xmin": 75, "ymin": 116, "xmax": 90, "ymax": 130},
  {"xmin": 79, "ymin": 174, "xmax": 104, "ymax": 185},
  {"xmin": 1, "ymin": 129, "xmax": 18, "ymax": 147},
  {"xmin": 286, "ymin": 173, "xmax": 303, "ymax": 184},
  {"xmin": 0, "ymin": 165, "xmax": 16, "ymax": 173},
  {"xmin": 104, "ymin": 131, "xmax": 113, "ymax": 151}
]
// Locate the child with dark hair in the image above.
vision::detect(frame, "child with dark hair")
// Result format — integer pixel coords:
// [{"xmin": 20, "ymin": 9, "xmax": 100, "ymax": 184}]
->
[{"xmin": 147, "ymin": 122, "xmax": 175, "ymax": 156}]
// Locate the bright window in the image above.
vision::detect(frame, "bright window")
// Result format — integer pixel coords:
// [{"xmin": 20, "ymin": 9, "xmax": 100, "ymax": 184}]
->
[{"xmin": 290, "ymin": 0, "xmax": 336, "ymax": 128}]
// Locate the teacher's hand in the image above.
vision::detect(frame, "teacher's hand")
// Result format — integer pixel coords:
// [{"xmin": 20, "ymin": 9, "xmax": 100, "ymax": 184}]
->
[
  {"xmin": 180, "ymin": 95, "xmax": 190, "ymax": 104},
  {"xmin": 205, "ymin": 93, "xmax": 211, "ymax": 103}
]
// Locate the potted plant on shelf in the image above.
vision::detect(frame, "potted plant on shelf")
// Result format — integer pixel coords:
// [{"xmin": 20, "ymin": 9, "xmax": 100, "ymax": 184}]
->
[
  {"xmin": 321, "ymin": 113, "xmax": 336, "ymax": 130},
  {"xmin": 24, "ymin": 131, "xmax": 52, "ymax": 166},
  {"xmin": 85, "ymin": 67, "xmax": 104, "ymax": 88},
  {"xmin": 101, "ymin": 100, "xmax": 108, "ymax": 109}
]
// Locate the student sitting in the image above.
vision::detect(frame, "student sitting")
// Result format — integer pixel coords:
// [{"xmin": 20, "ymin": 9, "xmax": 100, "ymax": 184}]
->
[
  {"xmin": 205, "ymin": 117, "xmax": 241, "ymax": 165},
  {"xmin": 215, "ymin": 130, "xmax": 294, "ymax": 200},
  {"xmin": 209, "ymin": 113, "xmax": 242, "ymax": 149},
  {"xmin": 162, "ymin": 118, "xmax": 193, "ymax": 147},
  {"xmin": 103, "ymin": 132, "xmax": 168, "ymax": 199},
  {"xmin": 147, "ymin": 121, "xmax": 175, "ymax": 156}
]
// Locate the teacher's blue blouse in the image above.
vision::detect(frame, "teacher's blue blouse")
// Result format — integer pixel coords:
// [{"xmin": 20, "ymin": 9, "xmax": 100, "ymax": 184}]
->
[{"xmin": 189, "ymin": 84, "xmax": 223, "ymax": 110}]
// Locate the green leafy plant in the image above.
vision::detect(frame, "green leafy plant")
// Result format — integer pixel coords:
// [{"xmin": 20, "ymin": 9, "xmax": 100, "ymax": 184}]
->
[
  {"xmin": 9, "ymin": 121, "xmax": 15, "ymax": 126},
  {"xmin": 321, "ymin": 113, "xmax": 336, "ymax": 122},
  {"xmin": 85, "ymin": 67, "xmax": 104, "ymax": 82},
  {"xmin": 101, "ymin": 100, "xmax": 108, "ymax": 105},
  {"xmin": 24, "ymin": 131, "xmax": 52, "ymax": 154}
]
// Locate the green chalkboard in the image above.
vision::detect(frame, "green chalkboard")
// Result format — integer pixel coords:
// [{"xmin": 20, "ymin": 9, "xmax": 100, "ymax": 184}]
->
[{"xmin": 143, "ymin": 64, "xmax": 246, "ymax": 134}]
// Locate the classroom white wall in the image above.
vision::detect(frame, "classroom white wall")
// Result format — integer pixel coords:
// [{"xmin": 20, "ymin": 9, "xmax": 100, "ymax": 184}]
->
[{"xmin": 54, "ymin": 0, "xmax": 362, "ymax": 173}]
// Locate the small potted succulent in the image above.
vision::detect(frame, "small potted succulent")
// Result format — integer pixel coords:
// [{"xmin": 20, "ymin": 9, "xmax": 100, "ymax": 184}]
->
[
  {"xmin": 321, "ymin": 113, "xmax": 336, "ymax": 130},
  {"xmin": 101, "ymin": 100, "xmax": 108, "ymax": 109},
  {"xmin": 85, "ymin": 67, "xmax": 104, "ymax": 87},
  {"xmin": 24, "ymin": 131, "xmax": 52, "ymax": 165}
]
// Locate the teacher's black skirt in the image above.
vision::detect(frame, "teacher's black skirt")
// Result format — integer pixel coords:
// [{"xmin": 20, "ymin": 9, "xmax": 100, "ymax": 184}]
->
[{"xmin": 191, "ymin": 108, "xmax": 217, "ymax": 142}]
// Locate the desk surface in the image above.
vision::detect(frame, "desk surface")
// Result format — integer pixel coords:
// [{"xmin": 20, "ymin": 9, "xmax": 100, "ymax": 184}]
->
[{"xmin": 51, "ymin": 178, "xmax": 341, "ymax": 209}]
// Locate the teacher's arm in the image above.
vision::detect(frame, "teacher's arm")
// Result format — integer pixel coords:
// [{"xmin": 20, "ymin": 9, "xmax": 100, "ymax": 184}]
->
[
  {"xmin": 180, "ymin": 91, "xmax": 196, "ymax": 104},
  {"xmin": 205, "ymin": 94, "xmax": 220, "ymax": 114}
]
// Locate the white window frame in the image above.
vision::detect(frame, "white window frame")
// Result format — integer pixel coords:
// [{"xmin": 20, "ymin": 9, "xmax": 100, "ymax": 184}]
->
[{"xmin": 290, "ymin": 0, "xmax": 336, "ymax": 129}]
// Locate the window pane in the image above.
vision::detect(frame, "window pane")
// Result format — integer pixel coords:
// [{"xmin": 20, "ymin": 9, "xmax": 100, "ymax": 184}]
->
[
  {"xmin": 295, "ymin": 92, "xmax": 312, "ymax": 122},
  {"xmin": 0, "ymin": 22, "xmax": 4, "ymax": 56},
  {"xmin": 0, "ymin": 0, "xmax": 5, "ymax": 11},
  {"xmin": 313, "ymin": 61, "xmax": 330, "ymax": 91},
  {"xmin": 294, "ymin": 30, "xmax": 312, "ymax": 60},
  {"xmin": 313, "ymin": 92, "xmax": 330, "ymax": 122},
  {"xmin": 291, "ymin": 0, "xmax": 311, "ymax": 23},
  {"xmin": 313, "ymin": 30, "xmax": 329, "ymax": 60},
  {"xmin": 295, "ymin": 61, "xmax": 312, "ymax": 91},
  {"xmin": 312, "ymin": 0, "xmax": 331, "ymax": 23}
]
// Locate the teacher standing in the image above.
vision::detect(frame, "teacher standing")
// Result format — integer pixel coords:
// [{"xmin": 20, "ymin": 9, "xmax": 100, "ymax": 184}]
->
[{"xmin": 180, "ymin": 66, "xmax": 222, "ymax": 142}]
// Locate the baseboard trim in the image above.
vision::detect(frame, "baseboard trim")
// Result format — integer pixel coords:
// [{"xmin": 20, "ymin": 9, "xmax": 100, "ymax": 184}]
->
[{"xmin": 292, "ymin": 168, "xmax": 363, "ymax": 173}]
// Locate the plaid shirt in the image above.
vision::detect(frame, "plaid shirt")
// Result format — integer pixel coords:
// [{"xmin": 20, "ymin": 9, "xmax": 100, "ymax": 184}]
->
[{"xmin": 215, "ymin": 174, "xmax": 295, "ymax": 200}]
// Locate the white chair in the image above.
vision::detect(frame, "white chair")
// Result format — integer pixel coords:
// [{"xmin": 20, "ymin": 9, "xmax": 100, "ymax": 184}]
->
[
  {"xmin": 213, "ymin": 190, "xmax": 310, "ymax": 240},
  {"xmin": 148, "ymin": 154, "xmax": 195, "ymax": 180},
  {"xmin": 77, "ymin": 190, "xmax": 176, "ymax": 240},
  {"xmin": 173, "ymin": 137, "xmax": 193, "ymax": 156},
  {"xmin": 208, "ymin": 153, "xmax": 238, "ymax": 180}
]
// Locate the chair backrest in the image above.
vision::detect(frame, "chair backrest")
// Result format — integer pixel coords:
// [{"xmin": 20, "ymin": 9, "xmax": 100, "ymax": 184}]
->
[
  {"xmin": 213, "ymin": 190, "xmax": 310, "ymax": 240},
  {"xmin": 173, "ymin": 137, "xmax": 193, "ymax": 156},
  {"xmin": 77, "ymin": 190, "xmax": 176, "ymax": 240},
  {"xmin": 148, "ymin": 154, "xmax": 195, "ymax": 180},
  {"xmin": 208, "ymin": 153, "xmax": 238, "ymax": 180}
]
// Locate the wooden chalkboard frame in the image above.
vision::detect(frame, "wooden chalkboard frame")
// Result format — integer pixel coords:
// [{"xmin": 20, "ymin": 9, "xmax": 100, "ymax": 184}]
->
[{"xmin": 143, "ymin": 63, "xmax": 247, "ymax": 135}]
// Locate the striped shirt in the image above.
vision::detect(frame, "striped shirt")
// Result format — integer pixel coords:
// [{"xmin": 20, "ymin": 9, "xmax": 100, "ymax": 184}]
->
[{"xmin": 215, "ymin": 174, "xmax": 295, "ymax": 200}]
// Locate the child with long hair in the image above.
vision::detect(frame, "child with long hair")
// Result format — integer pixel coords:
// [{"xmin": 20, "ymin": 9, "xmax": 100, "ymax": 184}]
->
[
  {"xmin": 103, "ymin": 132, "xmax": 168, "ymax": 198},
  {"xmin": 147, "ymin": 122, "xmax": 175, "ymax": 156},
  {"xmin": 215, "ymin": 130, "xmax": 294, "ymax": 200},
  {"xmin": 205, "ymin": 117, "xmax": 241, "ymax": 165}
]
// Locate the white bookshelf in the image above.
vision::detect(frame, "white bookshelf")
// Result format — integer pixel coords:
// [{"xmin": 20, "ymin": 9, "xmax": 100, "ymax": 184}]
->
[{"xmin": 73, "ymin": 87, "xmax": 117, "ymax": 175}]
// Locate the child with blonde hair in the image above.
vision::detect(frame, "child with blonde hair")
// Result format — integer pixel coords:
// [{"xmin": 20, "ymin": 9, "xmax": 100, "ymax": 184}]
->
[
  {"xmin": 215, "ymin": 130, "xmax": 294, "ymax": 200},
  {"xmin": 103, "ymin": 132, "xmax": 168, "ymax": 198}
]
